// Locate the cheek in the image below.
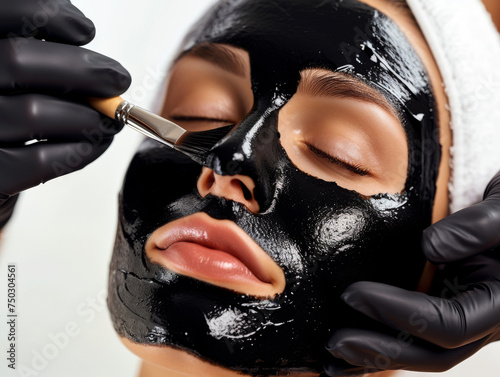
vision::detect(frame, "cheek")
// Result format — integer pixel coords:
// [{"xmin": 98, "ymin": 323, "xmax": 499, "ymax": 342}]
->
[
  {"xmin": 271, "ymin": 164, "xmax": 424, "ymax": 292},
  {"xmin": 312, "ymin": 208, "xmax": 367, "ymax": 250},
  {"xmin": 122, "ymin": 145, "xmax": 203, "ymax": 213}
]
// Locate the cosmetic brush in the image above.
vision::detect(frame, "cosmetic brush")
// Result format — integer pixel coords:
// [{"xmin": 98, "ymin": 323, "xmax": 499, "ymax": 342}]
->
[{"xmin": 89, "ymin": 97, "xmax": 232, "ymax": 164}]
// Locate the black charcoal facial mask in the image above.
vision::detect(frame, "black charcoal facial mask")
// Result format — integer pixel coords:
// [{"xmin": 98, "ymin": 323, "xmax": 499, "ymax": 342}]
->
[{"xmin": 108, "ymin": 0, "xmax": 441, "ymax": 375}]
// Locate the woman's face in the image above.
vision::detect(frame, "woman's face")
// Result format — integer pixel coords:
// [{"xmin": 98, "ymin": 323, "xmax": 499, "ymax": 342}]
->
[{"xmin": 108, "ymin": 0, "xmax": 442, "ymax": 375}]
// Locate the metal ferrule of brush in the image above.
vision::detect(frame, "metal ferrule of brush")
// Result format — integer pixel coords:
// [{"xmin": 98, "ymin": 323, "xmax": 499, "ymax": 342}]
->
[{"xmin": 115, "ymin": 100, "xmax": 186, "ymax": 147}]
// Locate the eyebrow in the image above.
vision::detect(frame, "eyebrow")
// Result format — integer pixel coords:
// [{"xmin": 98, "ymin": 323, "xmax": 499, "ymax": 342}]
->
[
  {"xmin": 297, "ymin": 69, "xmax": 400, "ymax": 120},
  {"xmin": 175, "ymin": 45, "xmax": 399, "ymax": 119},
  {"xmin": 174, "ymin": 42, "xmax": 247, "ymax": 77}
]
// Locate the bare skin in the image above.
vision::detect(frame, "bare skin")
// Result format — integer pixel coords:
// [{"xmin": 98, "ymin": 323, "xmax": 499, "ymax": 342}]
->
[
  {"xmin": 483, "ymin": 0, "xmax": 500, "ymax": 32},
  {"xmin": 125, "ymin": 0, "xmax": 500, "ymax": 376}
]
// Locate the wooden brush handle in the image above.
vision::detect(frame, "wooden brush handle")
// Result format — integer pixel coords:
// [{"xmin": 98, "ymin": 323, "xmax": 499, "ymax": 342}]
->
[{"xmin": 88, "ymin": 96, "xmax": 124, "ymax": 119}]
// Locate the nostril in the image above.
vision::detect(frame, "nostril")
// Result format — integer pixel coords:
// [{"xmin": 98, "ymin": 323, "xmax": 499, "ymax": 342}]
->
[
  {"xmin": 205, "ymin": 170, "xmax": 215, "ymax": 189},
  {"xmin": 229, "ymin": 179, "xmax": 253, "ymax": 201},
  {"xmin": 197, "ymin": 168, "xmax": 216, "ymax": 197},
  {"xmin": 198, "ymin": 167, "xmax": 260, "ymax": 211},
  {"xmin": 240, "ymin": 182, "xmax": 253, "ymax": 201}
]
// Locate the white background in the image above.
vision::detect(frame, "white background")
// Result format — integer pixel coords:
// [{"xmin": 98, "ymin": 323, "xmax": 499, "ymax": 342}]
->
[{"xmin": 0, "ymin": 1, "xmax": 499, "ymax": 376}]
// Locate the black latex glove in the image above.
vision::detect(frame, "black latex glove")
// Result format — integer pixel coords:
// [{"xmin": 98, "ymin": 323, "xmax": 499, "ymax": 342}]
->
[
  {"xmin": 324, "ymin": 170, "xmax": 500, "ymax": 376},
  {"xmin": 0, "ymin": 0, "xmax": 131, "ymax": 228}
]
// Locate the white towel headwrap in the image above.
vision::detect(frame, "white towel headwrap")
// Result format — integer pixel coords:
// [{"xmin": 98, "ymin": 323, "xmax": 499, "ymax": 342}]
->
[{"xmin": 406, "ymin": 0, "xmax": 500, "ymax": 213}]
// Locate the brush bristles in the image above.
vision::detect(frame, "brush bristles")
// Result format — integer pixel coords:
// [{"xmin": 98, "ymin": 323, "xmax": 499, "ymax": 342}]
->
[{"xmin": 175, "ymin": 125, "xmax": 234, "ymax": 163}]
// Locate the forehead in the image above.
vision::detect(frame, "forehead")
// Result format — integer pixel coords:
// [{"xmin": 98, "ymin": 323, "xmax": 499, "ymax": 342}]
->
[
  {"xmin": 171, "ymin": 0, "xmax": 430, "ymax": 142},
  {"xmin": 176, "ymin": 44, "xmax": 400, "ymax": 119},
  {"xmin": 183, "ymin": 0, "xmax": 430, "ymax": 104}
]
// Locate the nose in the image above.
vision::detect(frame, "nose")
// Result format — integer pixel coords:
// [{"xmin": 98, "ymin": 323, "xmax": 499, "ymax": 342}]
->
[{"xmin": 197, "ymin": 167, "xmax": 260, "ymax": 213}]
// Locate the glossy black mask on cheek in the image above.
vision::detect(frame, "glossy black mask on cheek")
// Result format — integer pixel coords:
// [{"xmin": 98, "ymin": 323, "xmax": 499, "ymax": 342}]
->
[{"xmin": 108, "ymin": 0, "xmax": 441, "ymax": 375}]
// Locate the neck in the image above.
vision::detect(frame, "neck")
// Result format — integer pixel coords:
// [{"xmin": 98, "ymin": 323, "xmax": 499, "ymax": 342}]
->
[
  {"xmin": 138, "ymin": 362, "xmax": 187, "ymax": 377},
  {"xmin": 137, "ymin": 361, "xmax": 399, "ymax": 377}
]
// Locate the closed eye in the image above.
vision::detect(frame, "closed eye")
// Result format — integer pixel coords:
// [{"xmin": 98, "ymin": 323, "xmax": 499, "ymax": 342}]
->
[{"xmin": 305, "ymin": 143, "xmax": 371, "ymax": 176}]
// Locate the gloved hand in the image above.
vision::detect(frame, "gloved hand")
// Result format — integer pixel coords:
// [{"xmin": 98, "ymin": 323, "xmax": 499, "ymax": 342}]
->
[
  {"xmin": 0, "ymin": 0, "xmax": 131, "ymax": 228},
  {"xmin": 324, "ymin": 170, "xmax": 500, "ymax": 376}
]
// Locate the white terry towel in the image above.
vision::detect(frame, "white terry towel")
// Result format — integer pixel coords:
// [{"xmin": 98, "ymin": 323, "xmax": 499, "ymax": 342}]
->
[{"xmin": 406, "ymin": 0, "xmax": 500, "ymax": 213}]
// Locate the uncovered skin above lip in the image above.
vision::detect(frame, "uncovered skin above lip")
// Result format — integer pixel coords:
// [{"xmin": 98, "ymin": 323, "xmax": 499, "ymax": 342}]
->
[{"xmin": 145, "ymin": 212, "xmax": 286, "ymax": 297}]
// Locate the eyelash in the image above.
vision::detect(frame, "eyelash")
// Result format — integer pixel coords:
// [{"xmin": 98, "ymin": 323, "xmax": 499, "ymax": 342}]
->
[
  {"xmin": 305, "ymin": 143, "xmax": 371, "ymax": 177},
  {"xmin": 170, "ymin": 117, "xmax": 370, "ymax": 176}
]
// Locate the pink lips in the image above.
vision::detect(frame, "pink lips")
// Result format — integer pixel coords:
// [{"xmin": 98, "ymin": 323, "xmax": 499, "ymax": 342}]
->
[{"xmin": 145, "ymin": 213, "xmax": 286, "ymax": 297}]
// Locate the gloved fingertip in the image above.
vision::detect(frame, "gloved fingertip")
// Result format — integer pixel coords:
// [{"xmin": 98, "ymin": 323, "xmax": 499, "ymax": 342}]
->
[
  {"xmin": 323, "ymin": 361, "xmax": 350, "ymax": 377},
  {"xmin": 421, "ymin": 226, "xmax": 445, "ymax": 263},
  {"xmin": 61, "ymin": 1, "xmax": 97, "ymax": 45},
  {"xmin": 340, "ymin": 292, "xmax": 364, "ymax": 311},
  {"xmin": 340, "ymin": 291, "xmax": 352, "ymax": 304},
  {"xmin": 341, "ymin": 282, "xmax": 375, "ymax": 309},
  {"xmin": 340, "ymin": 292, "xmax": 365, "ymax": 313},
  {"xmin": 483, "ymin": 170, "xmax": 500, "ymax": 198},
  {"xmin": 323, "ymin": 362, "xmax": 375, "ymax": 377},
  {"xmin": 119, "ymin": 68, "xmax": 133, "ymax": 92},
  {"xmin": 107, "ymin": 63, "xmax": 132, "ymax": 95},
  {"xmin": 98, "ymin": 116, "xmax": 125, "ymax": 135},
  {"xmin": 73, "ymin": 18, "xmax": 96, "ymax": 46},
  {"xmin": 0, "ymin": 194, "xmax": 19, "ymax": 229},
  {"xmin": 325, "ymin": 338, "xmax": 337, "ymax": 353},
  {"xmin": 325, "ymin": 330, "xmax": 349, "ymax": 356}
]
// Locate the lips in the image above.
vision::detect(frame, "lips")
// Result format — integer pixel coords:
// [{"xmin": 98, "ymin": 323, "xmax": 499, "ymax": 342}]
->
[{"xmin": 145, "ymin": 212, "xmax": 285, "ymax": 297}]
